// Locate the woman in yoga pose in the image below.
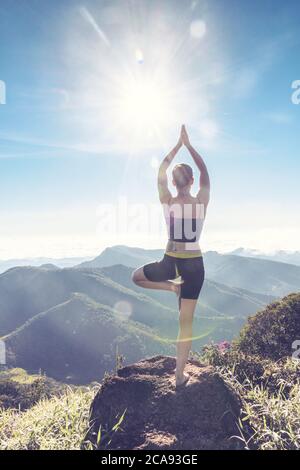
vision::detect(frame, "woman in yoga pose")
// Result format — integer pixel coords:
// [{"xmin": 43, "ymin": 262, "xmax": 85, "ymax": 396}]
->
[{"xmin": 132, "ymin": 125, "xmax": 210, "ymax": 387}]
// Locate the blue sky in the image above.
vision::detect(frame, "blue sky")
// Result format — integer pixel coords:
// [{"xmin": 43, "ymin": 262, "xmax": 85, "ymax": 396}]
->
[{"xmin": 0, "ymin": 0, "xmax": 299, "ymax": 258}]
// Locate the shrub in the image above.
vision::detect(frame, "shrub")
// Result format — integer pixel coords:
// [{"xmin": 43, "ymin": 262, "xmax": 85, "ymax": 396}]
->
[
  {"xmin": 236, "ymin": 293, "xmax": 300, "ymax": 360},
  {"xmin": 197, "ymin": 345, "xmax": 300, "ymax": 397}
]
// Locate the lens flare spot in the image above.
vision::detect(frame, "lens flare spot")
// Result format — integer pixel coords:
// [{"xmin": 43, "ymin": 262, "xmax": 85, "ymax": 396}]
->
[
  {"xmin": 190, "ymin": 20, "xmax": 206, "ymax": 39},
  {"xmin": 114, "ymin": 300, "xmax": 132, "ymax": 319},
  {"xmin": 135, "ymin": 48, "xmax": 144, "ymax": 64}
]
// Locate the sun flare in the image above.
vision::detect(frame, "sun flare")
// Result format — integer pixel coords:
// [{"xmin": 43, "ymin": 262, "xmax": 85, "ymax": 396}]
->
[
  {"xmin": 112, "ymin": 73, "xmax": 176, "ymax": 146},
  {"xmin": 72, "ymin": 4, "xmax": 214, "ymax": 152}
]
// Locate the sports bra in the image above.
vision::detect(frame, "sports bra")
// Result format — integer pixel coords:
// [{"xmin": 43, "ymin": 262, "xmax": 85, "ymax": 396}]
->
[{"xmin": 163, "ymin": 202, "xmax": 205, "ymax": 258}]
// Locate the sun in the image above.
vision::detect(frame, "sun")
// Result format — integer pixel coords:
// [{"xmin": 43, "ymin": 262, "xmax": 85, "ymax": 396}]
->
[
  {"xmin": 111, "ymin": 72, "xmax": 177, "ymax": 149},
  {"xmin": 118, "ymin": 79, "xmax": 169, "ymax": 130}
]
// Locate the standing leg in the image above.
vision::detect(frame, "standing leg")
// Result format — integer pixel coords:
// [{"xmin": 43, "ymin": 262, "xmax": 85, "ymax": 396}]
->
[{"xmin": 175, "ymin": 298, "xmax": 197, "ymax": 386}]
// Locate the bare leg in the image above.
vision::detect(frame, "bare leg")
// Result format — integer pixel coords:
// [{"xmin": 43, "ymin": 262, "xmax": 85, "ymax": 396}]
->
[
  {"xmin": 132, "ymin": 266, "xmax": 179, "ymax": 294},
  {"xmin": 175, "ymin": 298, "xmax": 197, "ymax": 386}
]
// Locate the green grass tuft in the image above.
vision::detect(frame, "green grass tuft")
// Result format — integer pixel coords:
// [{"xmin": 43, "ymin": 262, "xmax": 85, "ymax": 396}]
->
[
  {"xmin": 196, "ymin": 346, "xmax": 300, "ymax": 450},
  {"xmin": 0, "ymin": 386, "xmax": 96, "ymax": 450}
]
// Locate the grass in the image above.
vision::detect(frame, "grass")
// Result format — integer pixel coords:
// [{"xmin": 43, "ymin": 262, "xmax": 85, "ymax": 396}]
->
[
  {"xmin": 244, "ymin": 382, "xmax": 300, "ymax": 450},
  {"xmin": 222, "ymin": 367, "xmax": 300, "ymax": 450},
  {"xmin": 1, "ymin": 353, "xmax": 299, "ymax": 450},
  {"xmin": 196, "ymin": 347, "xmax": 300, "ymax": 450},
  {"xmin": 0, "ymin": 386, "xmax": 96, "ymax": 450},
  {"xmin": 0, "ymin": 368, "xmax": 42, "ymax": 385}
]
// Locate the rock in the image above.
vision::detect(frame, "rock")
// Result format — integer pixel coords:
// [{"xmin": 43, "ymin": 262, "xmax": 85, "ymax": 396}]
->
[{"xmin": 86, "ymin": 355, "xmax": 243, "ymax": 450}]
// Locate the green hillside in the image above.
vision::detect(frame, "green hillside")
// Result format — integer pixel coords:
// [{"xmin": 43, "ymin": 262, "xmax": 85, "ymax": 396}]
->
[
  {"xmin": 3, "ymin": 290, "xmax": 243, "ymax": 383},
  {"xmin": 100, "ymin": 264, "xmax": 275, "ymax": 318},
  {"xmin": 5, "ymin": 293, "xmax": 174, "ymax": 384},
  {"xmin": 0, "ymin": 265, "xmax": 176, "ymax": 336}
]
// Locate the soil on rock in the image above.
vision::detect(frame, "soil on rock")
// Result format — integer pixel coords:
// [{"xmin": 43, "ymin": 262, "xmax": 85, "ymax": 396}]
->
[{"xmin": 86, "ymin": 355, "xmax": 242, "ymax": 450}]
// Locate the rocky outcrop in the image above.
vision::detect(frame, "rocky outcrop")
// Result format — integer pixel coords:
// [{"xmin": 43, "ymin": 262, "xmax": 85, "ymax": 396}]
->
[{"xmin": 87, "ymin": 355, "xmax": 243, "ymax": 450}]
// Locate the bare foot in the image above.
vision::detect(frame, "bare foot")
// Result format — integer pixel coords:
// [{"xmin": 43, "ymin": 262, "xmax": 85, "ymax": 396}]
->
[{"xmin": 175, "ymin": 372, "xmax": 190, "ymax": 388}]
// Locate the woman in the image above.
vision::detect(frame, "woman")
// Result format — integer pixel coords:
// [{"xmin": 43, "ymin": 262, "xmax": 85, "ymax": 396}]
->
[{"xmin": 132, "ymin": 124, "xmax": 210, "ymax": 387}]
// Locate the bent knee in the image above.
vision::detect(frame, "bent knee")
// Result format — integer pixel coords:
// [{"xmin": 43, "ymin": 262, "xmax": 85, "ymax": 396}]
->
[
  {"xmin": 131, "ymin": 267, "xmax": 144, "ymax": 284},
  {"xmin": 131, "ymin": 269, "xmax": 139, "ymax": 284}
]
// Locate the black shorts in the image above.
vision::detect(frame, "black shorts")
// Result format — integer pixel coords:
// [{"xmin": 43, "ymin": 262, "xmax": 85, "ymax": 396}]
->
[{"xmin": 143, "ymin": 254, "xmax": 205, "ymax": 300}]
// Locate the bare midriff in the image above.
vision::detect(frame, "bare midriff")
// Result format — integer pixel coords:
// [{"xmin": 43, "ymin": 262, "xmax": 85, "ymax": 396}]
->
[{"xmin": 165, "ymin": 240, "xmax": 202, "ymax": 258}]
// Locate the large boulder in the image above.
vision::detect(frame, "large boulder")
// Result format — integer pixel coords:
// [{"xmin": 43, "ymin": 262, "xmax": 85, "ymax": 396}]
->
[{"xmin": 86, "ymin": 355, "xmax": 242, "ymax": 450}]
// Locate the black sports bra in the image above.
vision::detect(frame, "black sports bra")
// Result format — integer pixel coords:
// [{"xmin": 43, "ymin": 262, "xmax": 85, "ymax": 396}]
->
[
  {"xmin": 163, "ymin": 204, "xmax": 205, "ymax": 243},
  {"xmin": 169, "ymin": 215, "xmax": 200, "ymax": 242}
]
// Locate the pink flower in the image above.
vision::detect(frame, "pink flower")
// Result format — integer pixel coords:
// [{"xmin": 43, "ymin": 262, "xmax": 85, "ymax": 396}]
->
[{"xmin": 218, "ymin": 341, "xmax": 231, "ymax": 353}]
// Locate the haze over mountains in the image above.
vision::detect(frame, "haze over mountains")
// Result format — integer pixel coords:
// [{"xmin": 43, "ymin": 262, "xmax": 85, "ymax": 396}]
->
[
  {"xmin": 78, "ymin": 245, "xmax": 300, "ymax": 297},
  {"xmin": 228, "ymin": 248, "xmax": 300, "ymax": 267},
  {"xmin": 99, "ymin": 264, "xmax": 274, "ymax": 318},
  {"xmin": 1, "ymin": 245, "xmax": 299, "ymax": 383},
  {"xmin": 6, "ymin": 294, "xmax": 173, "ymax": 384},
  {"xmin": 0, "ymin": 257, "xmax": 91, "ymax": 274},
  {"xmin": 0, "ymin": 264, "xmax": 184, "ymax": 335}
]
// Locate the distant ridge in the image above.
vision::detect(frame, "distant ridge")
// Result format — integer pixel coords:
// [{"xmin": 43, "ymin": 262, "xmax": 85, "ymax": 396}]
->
[
  {"xmin": 77, "ymin": 245, "xmax": 164, "ymax": 269},
  {"xmin": 0, "ymin": 256, "xmax": 92, "ymax": 274},
  {"xmin": 228, "ymin": 247, "xmax": 300, "ymax": 267},
  {"xmin": 77, "ymin": 245, "xmax": 300, "ymax": 296},
  {"xmin": 0, "ymin": 264, "xmax": 176, "ymax": 336}
]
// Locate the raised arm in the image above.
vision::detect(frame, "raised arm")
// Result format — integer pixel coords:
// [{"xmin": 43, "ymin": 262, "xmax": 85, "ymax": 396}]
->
[
  {"xmin": 181, "ymin": 125, "xmax": 210, "ymax": 206},
  {"xmin": 157, "ymin": 130, "xmax": 182, "ymax": 204}
]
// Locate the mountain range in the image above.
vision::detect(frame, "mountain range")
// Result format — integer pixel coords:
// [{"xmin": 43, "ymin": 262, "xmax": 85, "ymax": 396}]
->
[
  {"xmin": 5, "ymin": 294, "xmax": 174, "ymax": 384},
  {"xmin": 1, "ymin": 245, "xmax": 299, "ymax": 384},
  {"xmin": 77, "ymin": 245, "xmax": 300, "ymax": 297},
  {"xmin": 0, "ymin": 256, "xmax": 91, "ymax": 274}
]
